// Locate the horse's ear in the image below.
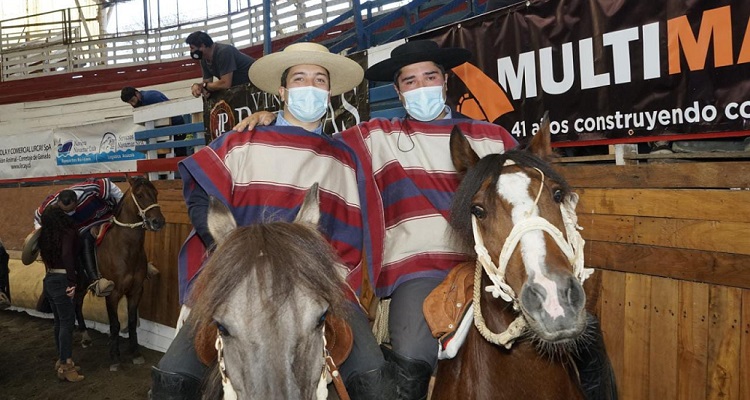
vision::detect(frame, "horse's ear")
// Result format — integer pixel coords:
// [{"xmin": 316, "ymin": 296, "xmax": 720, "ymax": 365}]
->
[
  {"xmin": 207, "ymin": 196, "xmax": 238, "ymax": 244},
  {"xmin": 294, "ymin": 183, "xmax": 321, "ymax": 226},
  {"xmin": 450, "ymin": 125, "xmax": 480, "ymax": 175},
  {"xmin": 125, "ymin": 174, "xmax": 134, "ymax": 187},
  {"xmin": 528, "ymin": 112, "xmax": 554, "ymax": 160}
]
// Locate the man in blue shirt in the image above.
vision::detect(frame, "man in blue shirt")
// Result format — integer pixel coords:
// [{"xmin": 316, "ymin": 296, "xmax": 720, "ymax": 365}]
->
[{"xmin": 121, "ymin": 87, "xmax": 187, "ymax": 156}]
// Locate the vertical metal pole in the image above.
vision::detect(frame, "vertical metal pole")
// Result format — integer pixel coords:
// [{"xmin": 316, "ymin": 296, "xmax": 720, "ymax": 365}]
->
[
  {"xmin": 351, "ymin": 0, "xmax": 366, "ymax": 51},
  {"xmin": 143, "ymin": 0, "xmax": 149, "ymax": 33},
  {"xmin": 263, "ymin": 0, "xmax": 272, "ymax": 54}
]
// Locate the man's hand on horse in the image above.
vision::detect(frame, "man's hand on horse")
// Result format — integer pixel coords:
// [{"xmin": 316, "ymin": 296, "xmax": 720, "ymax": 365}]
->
[{"xmin": 233, "ymin": 111, "xmax": 275, "ymax": 132}]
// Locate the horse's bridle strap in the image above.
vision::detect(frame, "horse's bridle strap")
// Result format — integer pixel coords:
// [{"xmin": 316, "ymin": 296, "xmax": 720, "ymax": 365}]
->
[
  {"xmin": 112, "ymin": 191, "xmax": 161, "ymax": 229},
  {"xmin": 470, "ymin": 161, "xmax": 593, "ymax": 348}
]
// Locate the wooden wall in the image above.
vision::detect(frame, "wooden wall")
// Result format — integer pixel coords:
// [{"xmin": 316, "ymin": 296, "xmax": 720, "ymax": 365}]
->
[
  {"xmin": 0, "ymin": 180, "xmax": 188, "ymax": 328},
  {"xmin": 558, "ymin": 161, "xmax": 750, "ymax": 400},
  {"xmin": 3, "ymin": 160, "xmax": 749, "ymax": 397}
]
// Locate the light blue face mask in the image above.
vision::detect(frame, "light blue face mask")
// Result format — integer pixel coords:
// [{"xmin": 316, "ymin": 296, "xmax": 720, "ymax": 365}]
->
[
  {"xmin": 285, "ymin": 86, "xmax": 330, "ymax": 123},
  {"xmin": 402, "ymin": 85, "xmax": 446, "ymax": 121}
]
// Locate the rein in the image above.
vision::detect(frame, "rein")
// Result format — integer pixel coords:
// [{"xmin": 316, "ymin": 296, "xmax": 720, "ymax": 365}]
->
[
  {"xmin": 214, "ymin": 324, "xmax": 350, "ymax": 400},
  {"xmin": 471, "ymin": 160, "xmax": 593, "ymax": 349},
  {"xmin": 111, "ymin": 191, "xmax": 161, "ymax": 229}
]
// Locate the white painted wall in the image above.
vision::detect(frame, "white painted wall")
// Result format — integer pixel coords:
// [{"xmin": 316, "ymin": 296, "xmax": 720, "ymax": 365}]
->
[{"xmin": 0, "ymin": 79, "xmax": 195, "ymax": 136}]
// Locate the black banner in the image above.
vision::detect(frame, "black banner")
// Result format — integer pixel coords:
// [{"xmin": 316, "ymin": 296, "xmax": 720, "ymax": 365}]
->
[{"xmin": 418, "ymin": 0, "xmax": 750, "ymax": 144}]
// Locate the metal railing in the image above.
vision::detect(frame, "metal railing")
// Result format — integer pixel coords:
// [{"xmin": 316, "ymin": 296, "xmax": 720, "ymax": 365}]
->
[{"xmin": 0, "ymin": 0, "xmax": 409, "ymax": 82}]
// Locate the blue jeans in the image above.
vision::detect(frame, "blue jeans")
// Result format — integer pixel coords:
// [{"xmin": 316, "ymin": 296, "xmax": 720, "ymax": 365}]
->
[{"xmin": 43, "ymin": 273, "xmax": 75, "ymax": 362}]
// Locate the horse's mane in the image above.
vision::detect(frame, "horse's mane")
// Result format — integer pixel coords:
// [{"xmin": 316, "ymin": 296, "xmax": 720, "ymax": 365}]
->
[
  {"xmin": 189, "ymin": 221, "xmax": 348, "ymax": 336},
  {"xmin": 449, "ymin": 149, "xmax": 572, "ymax": 248}
]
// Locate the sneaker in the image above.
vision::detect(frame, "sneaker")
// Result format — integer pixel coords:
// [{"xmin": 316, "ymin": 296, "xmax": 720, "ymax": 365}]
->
[
  {"xmin": 88, "ymin": 278, "xmax": 115, "ymax": 297},
  {"xmin": 0, "ymin": 292, "xmax": 9, "ymax": 310}
]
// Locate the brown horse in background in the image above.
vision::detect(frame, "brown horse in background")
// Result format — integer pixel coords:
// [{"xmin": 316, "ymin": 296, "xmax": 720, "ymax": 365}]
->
[
  {"xmin": 430, "ymin": 120, "xmax": 615, "ymax": 399},
  {"xmin": 95, "ymin": 176, "xmax": 165, "ymax": 371}
]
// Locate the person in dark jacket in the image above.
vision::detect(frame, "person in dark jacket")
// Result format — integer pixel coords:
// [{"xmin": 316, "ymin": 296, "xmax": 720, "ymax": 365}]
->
[{"xmin": 39, "ymin": 206, "xmax": 84, "ymax": 382}]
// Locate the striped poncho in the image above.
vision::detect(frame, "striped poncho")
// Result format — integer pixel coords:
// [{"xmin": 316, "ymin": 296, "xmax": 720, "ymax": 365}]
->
[
  {"xmin": 34, "ymin": 178, "xmax": 122, "ymax": 234},
  {"xmin": 177, "ymin": 126, "xmax": 365, "ymax": 305},
  {"xmin": 339, "ymin": 117, "xmax": 517, "ymax": 297}
]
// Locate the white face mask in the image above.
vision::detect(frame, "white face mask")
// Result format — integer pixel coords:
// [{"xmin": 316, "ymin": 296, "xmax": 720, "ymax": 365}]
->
[
  {"xmin": 402, "ymin": 85, "xmax": 446, "ymax": 121},
  {"xmin": 285, "ymin": 86, "xmax": 330, "ymax": 123}
]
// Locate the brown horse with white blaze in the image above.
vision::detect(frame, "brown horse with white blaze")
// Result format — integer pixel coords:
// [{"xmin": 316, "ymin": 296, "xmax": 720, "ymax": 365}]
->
[
  {"xmin": 97, "ymin": 176, "xmax": 165, "ymax": 371},
  {"xmin": 430, "ymin": 119, "xmax": 615, "ymax": 399}
]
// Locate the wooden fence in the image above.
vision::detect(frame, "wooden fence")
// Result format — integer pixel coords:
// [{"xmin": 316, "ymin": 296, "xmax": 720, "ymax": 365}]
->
[
  {"xmin": 2, "ymin": 158, "xmax": 749, "ymax": 397},
  {"xmin": 559, "ymin": 160, "xmax": 750, "ymax": 400}
]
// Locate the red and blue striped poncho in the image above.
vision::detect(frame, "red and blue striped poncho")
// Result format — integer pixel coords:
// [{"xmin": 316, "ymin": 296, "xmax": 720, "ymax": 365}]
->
[
  {"xmin": 177, "ymin": 126, "xmax": 366, "ymax": 305},
  {"xmin": 34, "ymin": 178, "xmax": 122, "ymax": 234},
  {"xmin": 339, "ymin": 117, "xmax": 517, "ymax": 297}
]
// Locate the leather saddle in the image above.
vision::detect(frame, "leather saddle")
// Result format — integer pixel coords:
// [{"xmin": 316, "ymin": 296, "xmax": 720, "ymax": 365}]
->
[{"xmin": 423, "ymin": 261, "xmax": 475, "ymax": 341}]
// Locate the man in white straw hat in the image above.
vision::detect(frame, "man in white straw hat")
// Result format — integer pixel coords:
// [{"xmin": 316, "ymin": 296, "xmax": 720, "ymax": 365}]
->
[{"xmin": 151, "ymin": 42, "xmax": 368, "ymax": 400}]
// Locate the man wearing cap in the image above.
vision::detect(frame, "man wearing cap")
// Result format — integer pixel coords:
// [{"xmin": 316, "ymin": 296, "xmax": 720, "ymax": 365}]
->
[
  {"xmin": 28, "ymin": 179, "xmax": 122, "ymax": 297},
  {"xmin": 150, "ymin": 42, "xmax": 366, "ymax": 399},
  {"xmin": 186, "ymin": 31, "xmax": 255, "ymax": 98}
]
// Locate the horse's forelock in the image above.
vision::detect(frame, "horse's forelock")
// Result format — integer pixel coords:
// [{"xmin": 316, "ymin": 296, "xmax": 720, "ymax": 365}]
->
[
  {"xmin": 449, "ymin": 150, "xmax": 571, "ymax": 248},
  {"xmin": 190, "ymin": 222, "xmax": 348, "ymax": 337},
  {"xmin": 450, "ymin": 153, "xmax": 506, "ymax": 246}
]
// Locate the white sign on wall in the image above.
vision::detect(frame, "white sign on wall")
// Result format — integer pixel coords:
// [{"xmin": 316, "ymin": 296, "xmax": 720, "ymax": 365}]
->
[
  {"xmin": 0, "ymin": 117, "xmax": 143, "ymax": 180},
  {"xmin": 54, "ymin": 117, "xmax": 144, "ymax": 176},
  {"xmin": 0, "ymin": 129, "xmax": 56, "ymax": 179}
]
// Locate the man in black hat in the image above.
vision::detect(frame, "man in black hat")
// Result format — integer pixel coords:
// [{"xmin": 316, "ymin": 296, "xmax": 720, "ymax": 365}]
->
[{"xmin": 338, "ymin": 40, "xmax": 520, "ymax": 400}]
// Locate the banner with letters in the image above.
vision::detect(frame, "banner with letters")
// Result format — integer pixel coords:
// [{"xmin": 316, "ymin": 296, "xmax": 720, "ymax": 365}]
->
[
  {"xmin": 0, "ymin": 130, "xmax": 56, "ymax": 179},
  {"xmin": 0, "ymin": 118, "xmax": 142, "ymax": 181},
  {"xmin": 54, "ymin": 117, "xmax": 143, "ymax": 175},
  {"xmin": 417, "ymin": 0, "xmax": 750, "ymax": 144}
]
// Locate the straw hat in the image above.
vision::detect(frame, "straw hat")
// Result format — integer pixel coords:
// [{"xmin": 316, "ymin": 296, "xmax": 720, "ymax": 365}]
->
[
  {"xmin": 248, "ymin": 42, "xmax": 364, "ymax": 96},
  {"xmin": 365, "ymin": 40, "xmax": 472, "ymax": 82},
  {"xmin": 22, "ymin": 229, "xmax": 41, "ymax": 265}
]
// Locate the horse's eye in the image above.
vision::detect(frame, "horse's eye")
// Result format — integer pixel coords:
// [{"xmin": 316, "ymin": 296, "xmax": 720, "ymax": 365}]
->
[
  {"xmin": 553, "ymin": 189, "xmax": 564, "ymax": 203},
  {"xmin": 317, "ymin": 309, "xmax": 328, "ymax": 328},
  {"xmin": 470, "ymin": 205, "xmax": 486, "ymax": 219},
  {"xmin": 216, "ymin": 322, "xmax": 231, "ymax": 337}
]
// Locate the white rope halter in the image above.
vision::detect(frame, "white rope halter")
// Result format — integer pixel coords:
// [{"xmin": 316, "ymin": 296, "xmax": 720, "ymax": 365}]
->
[
  {"xmin": 111, "ymin": 191, "xmax": 161, "ymax": 229},
  {"xmin": 471, "ymin": 160, "xmax": 593, "ymax": 349}
]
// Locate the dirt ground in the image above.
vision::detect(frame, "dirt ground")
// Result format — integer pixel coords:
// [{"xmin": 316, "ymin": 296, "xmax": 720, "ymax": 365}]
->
[{"xmin": 0, "ymin": 309, "xmax": 163, "ymax": 400}]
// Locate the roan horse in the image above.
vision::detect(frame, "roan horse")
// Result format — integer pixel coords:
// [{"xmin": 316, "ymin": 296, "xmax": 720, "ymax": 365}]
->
[
  {"xmin": 189, "ymin": 186, "xmax": 349, "ymax": 400},
  {"xmin": 85, "ymin": 176, "xmax": 165, "ymax": 371},
  {"xmin": 429, "ymin": 119, "xmax": 615, "ymax": 399}
]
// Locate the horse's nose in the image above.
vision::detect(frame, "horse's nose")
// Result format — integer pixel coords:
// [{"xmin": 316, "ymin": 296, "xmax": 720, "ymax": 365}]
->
[{"xmin": 149, "ymin": 218, "xmax": 165, "ymax": 231}]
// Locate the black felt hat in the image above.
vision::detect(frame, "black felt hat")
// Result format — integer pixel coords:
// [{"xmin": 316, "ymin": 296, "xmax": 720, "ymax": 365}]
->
[{"xmin": 365, "ymin": 40, "xmax": 472, "ymax": 82}]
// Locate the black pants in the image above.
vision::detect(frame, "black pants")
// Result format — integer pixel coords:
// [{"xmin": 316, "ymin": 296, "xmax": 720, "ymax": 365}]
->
[
  {"xmin": 156, "ymin": 316, "xmax": 208, "ymax": 381},
  {"xmin": 0, "ymin": 242, "xmax": 9, "ymax": 301},
  {"xmin": 44, "ymin": 273, "xmax": 75, "ymax": 362},
  {"xmin": 339, "ymin": 277, "xmax": 442, "ymax": 381}
]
